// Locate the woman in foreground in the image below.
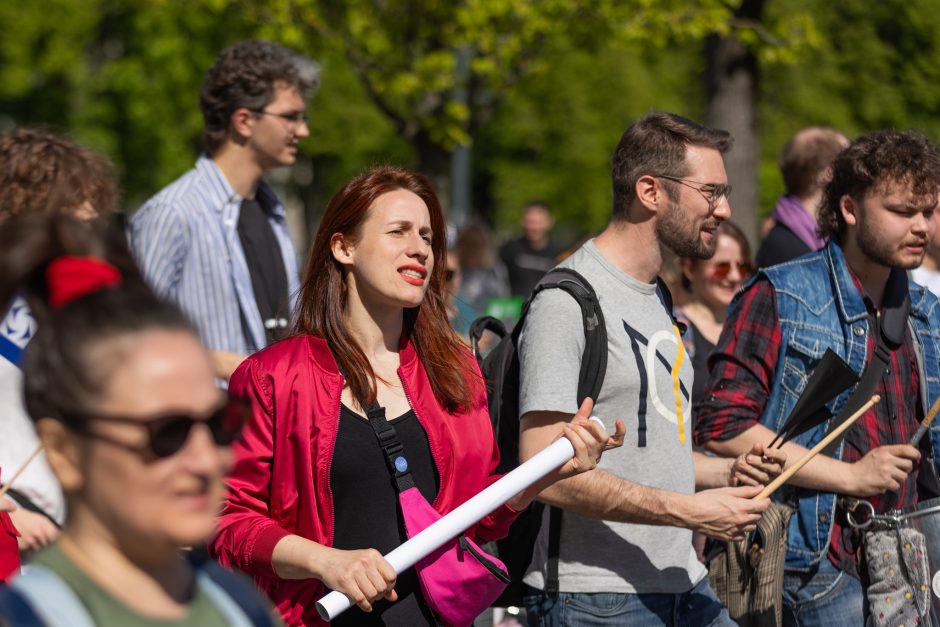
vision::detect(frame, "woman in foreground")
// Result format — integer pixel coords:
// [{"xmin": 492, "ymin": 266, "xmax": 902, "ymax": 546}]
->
[{"xmin": 0, "ymin": 215, "xmax": 279, "ymax": 626}]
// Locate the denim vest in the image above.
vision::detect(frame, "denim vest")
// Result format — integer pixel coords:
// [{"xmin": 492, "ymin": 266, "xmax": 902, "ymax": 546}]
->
[{"xmin": 757, "ymin": 241, "xmax": 940, "ymax": 571}]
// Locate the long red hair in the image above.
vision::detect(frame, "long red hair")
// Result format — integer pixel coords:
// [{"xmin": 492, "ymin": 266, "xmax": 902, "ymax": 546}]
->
[{"xmin": 294, "ymin": 166, "xmax": 479, "ymax": 412}]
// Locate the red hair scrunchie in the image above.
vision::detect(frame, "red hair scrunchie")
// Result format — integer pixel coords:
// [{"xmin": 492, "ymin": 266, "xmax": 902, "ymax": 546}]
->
[{"xmin": 46, "ymin": 256, "xmax": 123, "ymax": 308}]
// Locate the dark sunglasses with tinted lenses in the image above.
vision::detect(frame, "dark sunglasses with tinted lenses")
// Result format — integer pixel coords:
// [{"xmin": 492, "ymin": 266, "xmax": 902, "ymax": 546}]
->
[
  {"xmin": 710, "ymin": 261, "xmax": 754, "ymax": 281},
  {"xmin": 60, "ymin": 398, "xmax": 248, "ymax": 459}
]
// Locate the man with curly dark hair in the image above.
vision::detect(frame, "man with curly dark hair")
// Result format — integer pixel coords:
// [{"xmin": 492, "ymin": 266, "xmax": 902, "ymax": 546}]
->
[
  {"xmin": 0, "ymin": 128, "xmax": 117, "ymax": 222},
  {"xmin": 129, "ymin": 40, "xmax": 319, "ymax": 379},
  {"xmin": 0, "ymin": 128, "xmax": 119, "ymax": 565},
  {"xmin": 696, "ymin": 130, "xmax": 940, "ymax": 625}
]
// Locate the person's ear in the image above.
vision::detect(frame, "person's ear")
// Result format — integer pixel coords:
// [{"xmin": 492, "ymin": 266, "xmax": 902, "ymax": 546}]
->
[
  {"xmin": 840, "ymin": 194, "xmax": 859, "ymax": 228},
  {"xmin": 330, "ymin": 233, "xmax": 355, "ymax": 265},
  {"xmin": 230, "ymin": 108, "xmax": 256, "ymax": 141},
  {"xmin": 36, "ymin": 418, "xmax": 85, "ymax": 493},
  {"xmin": 635, "ymin": 175, "xmax": 666, "ymax": 214}
]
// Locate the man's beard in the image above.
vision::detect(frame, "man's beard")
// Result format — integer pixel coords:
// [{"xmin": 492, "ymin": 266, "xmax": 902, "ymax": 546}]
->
[
  {"xmin": 656, "ymin": 199, "xmax": 716, "ymax": 260},
  {"xmin": 856, "ymin": 218, "xmax": 926, "ymax": 270}
]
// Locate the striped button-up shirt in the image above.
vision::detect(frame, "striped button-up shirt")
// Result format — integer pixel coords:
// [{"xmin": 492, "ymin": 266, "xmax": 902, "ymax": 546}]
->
[{"xmin": 129, "ymin": 157, "xmax": 300, "ymax": 356}]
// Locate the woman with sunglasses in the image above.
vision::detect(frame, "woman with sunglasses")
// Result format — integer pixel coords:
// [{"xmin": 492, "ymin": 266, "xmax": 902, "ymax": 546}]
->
[
  {"xmin": 211, "ymin": 166, "xmax": 622, "ymax": 626},
  {"xmin": 676, "ymin": 220, "xmax": 753, "ymax": 405},
  {"xmin": 0, "ymin": 215, "xmax": 280, "ymax": 626}
]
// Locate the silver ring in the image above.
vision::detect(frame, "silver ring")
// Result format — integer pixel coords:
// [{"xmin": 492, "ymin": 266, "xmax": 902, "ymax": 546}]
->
[{"xmin": 846, "ymin": 499, "xmax": 876, "ymax": 530}]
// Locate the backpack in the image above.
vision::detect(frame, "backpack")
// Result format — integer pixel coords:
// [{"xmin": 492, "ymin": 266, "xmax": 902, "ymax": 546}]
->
[{"xmin": 468, "ymin": 267, "xmax": 607, "ymax": 605}]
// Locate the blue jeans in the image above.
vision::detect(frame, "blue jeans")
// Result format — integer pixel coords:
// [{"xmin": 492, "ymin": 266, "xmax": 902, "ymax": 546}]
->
[
  {"xmin": 782, "ymin": 558, "xmax": 865, "ymax": 626},
  {"xmin": 522, "ymin": 578, "xmax": 734, "ymax": 626}
]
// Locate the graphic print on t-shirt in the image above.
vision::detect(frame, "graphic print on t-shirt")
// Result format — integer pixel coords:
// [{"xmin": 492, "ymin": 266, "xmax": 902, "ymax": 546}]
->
[
  {"xmin": 0, "ymin": 297, "xmax": 36, "ymax": 367},
  {"xmin": 622, "ymin": 319, "xmax": 690, "ymax": 447}
]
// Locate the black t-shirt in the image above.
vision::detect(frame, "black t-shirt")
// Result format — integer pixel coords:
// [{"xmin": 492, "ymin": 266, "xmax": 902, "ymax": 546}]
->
[
  {"xmin": 237, "ymin": 197, "xmax": 290, "ymax": 345},
  {"xmin": 685, "ymin": 319, "xmax": 717, "ymax": 407},
  {"xmin": 755, "ymin": 222, "xmax": 812, "ymax": 268},
  {"xmin": 499, "ymin": 237, "xmax": 561, "ymax": 297},
  {"xmin": 330, "ymin": 405, "xmax": 440, "ymax": 626}
]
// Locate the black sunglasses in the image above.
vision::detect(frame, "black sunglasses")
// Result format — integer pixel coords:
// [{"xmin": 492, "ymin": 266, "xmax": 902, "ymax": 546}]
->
[{"xmin": 60, "ymin": 398, "xmax": 248, "ymax": 459}]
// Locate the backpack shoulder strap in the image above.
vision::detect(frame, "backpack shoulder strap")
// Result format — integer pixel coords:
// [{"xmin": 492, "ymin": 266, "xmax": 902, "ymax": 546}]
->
[
  {"xmin": 518, "ymin": 268, "xmax": 608, "ymax": 405},
  {"xmin": 517, "ymin": 268, "xmax": 607, "ymax": 597},
  {"xmin": 194, "ymin": 559, "xmax": 274, "ymax": 627},
  {"xmin": 5, "ymin": 565, "xmax": 95, "ymax": 627}
]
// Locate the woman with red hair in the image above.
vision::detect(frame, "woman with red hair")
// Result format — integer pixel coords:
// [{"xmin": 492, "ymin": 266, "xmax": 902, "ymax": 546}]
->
[{"xmin": 211, "ymin": 166, "xmax": 621, "ymax": 626}]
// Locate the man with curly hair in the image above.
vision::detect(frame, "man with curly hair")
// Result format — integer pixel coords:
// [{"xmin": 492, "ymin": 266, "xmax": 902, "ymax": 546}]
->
[
  {"xmin": 695, "ymin": 130, "xmax": 940, "ymax": 625},
  {"xmin": 129, "ymin": 40, "xmax": 319, "ymax": 379},
  {"xmin": 0, "ymin": 128, "xmax": 119, "ymax": 561},
  {"xmin": 0, "ymin": 128, "xmax": 117, "ymax": 222}
]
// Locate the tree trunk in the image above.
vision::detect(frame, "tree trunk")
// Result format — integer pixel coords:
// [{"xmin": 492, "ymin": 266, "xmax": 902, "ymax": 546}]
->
[
  {"xmin": 704, "ymin": 0, "xmax": 765, "ymax": 249},
  {"xmin": 413, "ymin": 130, "xmax": 456, "ymax": 221}
]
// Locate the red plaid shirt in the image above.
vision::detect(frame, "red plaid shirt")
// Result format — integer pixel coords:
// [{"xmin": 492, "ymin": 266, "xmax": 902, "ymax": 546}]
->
[{"xmin": 693, "ymin": 274, "xmax": 924, "ymax": 577}]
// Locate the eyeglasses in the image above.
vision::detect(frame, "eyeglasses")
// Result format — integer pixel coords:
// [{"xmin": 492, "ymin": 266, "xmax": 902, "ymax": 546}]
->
[
  {"xmin": 61, "ymin": 398, "xmax": 249, "ymax": 459},
  {"xmin": 251, "ymin": 109, "xmax": 309, "ymax": 127},
  {"xmin": 709, "ymin": 260, "xmax": 753, "ymax": 281},
  {"xmin": 656, "ymin": 175, "xmax": 732, "ymax": 209}
]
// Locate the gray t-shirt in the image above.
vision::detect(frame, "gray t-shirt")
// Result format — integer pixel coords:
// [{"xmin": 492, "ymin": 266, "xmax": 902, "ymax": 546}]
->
[{"xmin": 519, "ymin": 240, "xmax": 706, "ymax": 594}]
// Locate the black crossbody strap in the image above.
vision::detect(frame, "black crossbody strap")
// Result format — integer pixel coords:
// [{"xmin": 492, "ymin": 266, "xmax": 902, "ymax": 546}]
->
[
  {"xmin": 362, "ymin": 402, "xmax": 416, "ymax": 493},
  {"xmin": 822, "ymin": 280, "xmax": 910, "ymax": 456}
]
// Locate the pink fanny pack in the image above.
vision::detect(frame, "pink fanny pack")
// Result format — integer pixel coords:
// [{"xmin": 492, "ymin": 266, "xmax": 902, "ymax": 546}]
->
[{"xmin": 364, "ymin": 404, "xmax": 509, "ymax": 626}]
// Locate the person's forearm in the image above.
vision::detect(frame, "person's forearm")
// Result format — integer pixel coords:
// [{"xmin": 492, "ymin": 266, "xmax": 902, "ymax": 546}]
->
[
  {"xmin": 534, "ymin": 468, "xmax": 697, "ymax": 528},
  {"xmin": 703, "ymin": 423, "xmax": 853, "ymax": 493},
  {"xmin": 211, "ymin": 350, "xmax": 247, "ymax": 381},
  {"xmin": 271, "ymin": 534, "xmax": 328, "ymax": 580},
  {"xmin": 693, "ymin": 451, "xmax": 734, "ymax": 490}
]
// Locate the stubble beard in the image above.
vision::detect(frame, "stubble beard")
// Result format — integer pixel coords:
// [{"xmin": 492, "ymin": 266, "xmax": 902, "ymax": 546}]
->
[
  {"xmin": 856, "ymin": 218, "xmax": 925, "ymax": 270},
  {"xmin": 657, "ymin": 199, "xmax": 716, "ymax": 260}
]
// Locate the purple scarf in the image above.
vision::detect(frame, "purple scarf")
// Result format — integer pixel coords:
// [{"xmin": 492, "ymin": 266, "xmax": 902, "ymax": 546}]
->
[{"xmin": 772, "ymin": 195, "xmax": 826, "ymax": 251}]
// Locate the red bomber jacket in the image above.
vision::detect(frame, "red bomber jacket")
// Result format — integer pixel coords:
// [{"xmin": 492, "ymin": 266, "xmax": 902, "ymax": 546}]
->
[{"xmin": 210, "ymin": 334, "xmax": 520, "ymax": 626}]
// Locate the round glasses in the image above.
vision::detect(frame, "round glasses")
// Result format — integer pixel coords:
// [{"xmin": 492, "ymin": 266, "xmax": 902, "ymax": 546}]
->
[
  {"xmin": 251, "ymin": 109, "xmax": 309, "ymax": 128},
  {"xmin": 655, "ymin": 175, "xmax": 732, "ymax": 209}
]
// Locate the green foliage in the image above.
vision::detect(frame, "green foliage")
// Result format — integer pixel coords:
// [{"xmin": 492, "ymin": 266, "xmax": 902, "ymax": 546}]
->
[
  {"xmin": 0, "ymin": 0, "xmax": 252, "ymax": 207},
  {"xmin": 3, "ymin": 0, "xmax": 940, "ymax": 239},
  {"xmin": 250, "ymin": 0, "xmax": 735, "ymax": 173},
  {"xmin": 757, "ymin": 0, "xmax": 940, "ymax": 215},
  {"xmin": 476, "ymin": 38, "xmax": 704, "ymax": 236}
]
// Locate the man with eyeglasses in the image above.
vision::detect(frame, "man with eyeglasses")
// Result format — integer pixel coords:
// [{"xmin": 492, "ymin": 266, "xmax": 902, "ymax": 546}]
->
[
  {"xmin": 517, "ymin": 112, "xmax": 780, "ymax": 625},
  {"xmin": 129, "ymin": 40, "xmax": 319, "ymax": 379},
  {"xmin": 695, "ymin": 130, "xmax": 940, "ymax": 625}
]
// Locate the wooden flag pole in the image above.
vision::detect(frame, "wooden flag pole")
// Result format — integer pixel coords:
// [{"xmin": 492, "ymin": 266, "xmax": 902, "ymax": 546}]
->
[
  {"xmin": 0, "ymin": 443, "xmax": 44, "ymax": 499},
  {"xmin": 756, "ymin": 395, "xmax": 880, "ymax": 500}
]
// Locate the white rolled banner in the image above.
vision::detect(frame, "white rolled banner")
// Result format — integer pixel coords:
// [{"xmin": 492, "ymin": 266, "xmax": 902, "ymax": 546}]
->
[{"xmin": 316, "ymin": 416, "xmax": 605, "ymax": 620}]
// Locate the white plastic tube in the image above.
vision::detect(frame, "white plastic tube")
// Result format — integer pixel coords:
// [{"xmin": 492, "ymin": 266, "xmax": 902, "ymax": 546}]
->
[{"xmin": 316, "ymin": 417, "xmax": 604, "ymax": 620}]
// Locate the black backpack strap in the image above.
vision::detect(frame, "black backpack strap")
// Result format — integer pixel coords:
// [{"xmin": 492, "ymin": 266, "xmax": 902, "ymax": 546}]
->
[
  {"xmin": 521, "ymin": 268, "xmax": 608, "ymax": 407},
  {"xmin": 469, "ymin": 316, "xmax": 507, "ymax": 362},
  {"xmin": 543, "ymin": 506, "xmax": 564, "ymax": 597},
  {"xmin": 520, "ymin": 268, "xmax": 607, "ymax": 597}
]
